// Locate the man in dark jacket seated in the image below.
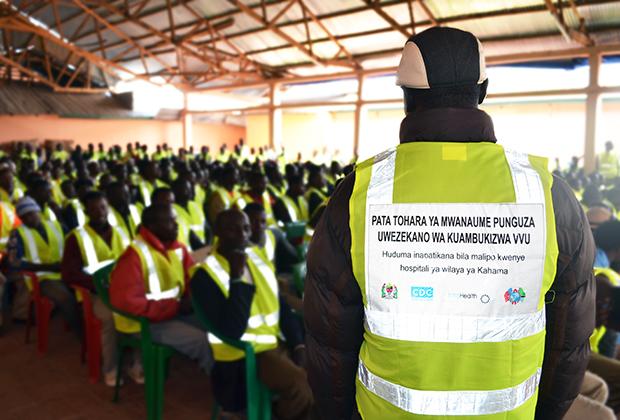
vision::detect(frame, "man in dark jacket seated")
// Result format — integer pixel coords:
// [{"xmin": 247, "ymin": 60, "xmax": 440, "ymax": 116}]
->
[{"xmin": 191, "ymin": 209, "xmax": 312, "ymax": 419}]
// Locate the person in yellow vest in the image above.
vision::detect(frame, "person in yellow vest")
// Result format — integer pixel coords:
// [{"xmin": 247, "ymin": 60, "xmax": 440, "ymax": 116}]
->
[
  {"xmin": 273, "ymin": 174, "xmax": 308, "ymax": 224},
  {"xmin": 51, "ymin": 143, "xmax": 69, "ymax": 162},
  {"xmin": 0, "ymin": 166, "xmax": 21, "ymax": 204},
  {"xmin": 190, "ymin": 209, "xmax": 312, "ymax": 418},
  {"xmin": 28, "ymin": 178, "xmax": 63, "ymax": 226},
  {"xmin": 50, "ymin": 165, "xmax": 66, "ymax": 205},
  {"xmin": 243, "ymin": 171, "xmax": 277, "ymax": 227},
  {"xmin": 244, "ymin": 203, "xmax": 300, "ymax": 274},
  {"xmin": 105, "ymin": 182, "xmax": 142, "ymax": 240},
  {"xmin": 62, "ymin": 178, "xmax": 91, "ymax": 231},
  {"xmin": 264, "ymin": 162, "xmax": 287, "ymax": 203},
  {"xmin": 305, "ymin": 164, "xmax": 330, "ymax": 222},
  {"xmin": 137, "ymin": 161, "xmax": 166, "ymax": 206},
  {"xmin": 207, "ymin": 164, "xmax": 245, "ymax": 225},
  {"xmin": 7, "ymin": 197, "xmax": 81, "ymax": 337},
  {"xmin": 597, "ymin": 141, "xmax": 620, "ymax": 183},
  {"xmin": 305, "ymin": 27, "xmax": 596, "ymax": 420},
  {"xmin": 61, "ymin": 191, "xmax": 142, "ymax": 386},
  {"xmin": 171, "ymin": 178, "xmax": 207, "ymax": 250},
  {"xmin": 109, "ymin": 204, "xmax": 212, "ymax": 373}
]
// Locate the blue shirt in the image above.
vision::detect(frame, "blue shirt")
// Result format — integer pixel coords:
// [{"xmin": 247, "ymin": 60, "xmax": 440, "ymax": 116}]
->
[{"xmin": 594, "ymin": 248, "xmax": 610, "ymax": 268}]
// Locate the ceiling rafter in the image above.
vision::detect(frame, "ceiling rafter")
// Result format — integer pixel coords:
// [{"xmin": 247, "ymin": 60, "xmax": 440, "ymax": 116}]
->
[
  {"xmin": 544, "ymin": 0, "xmax": 593, "ymax": 46},
  {"xmin": 363, "ymin": 0, "xmax": 412, "ymax": 38}
]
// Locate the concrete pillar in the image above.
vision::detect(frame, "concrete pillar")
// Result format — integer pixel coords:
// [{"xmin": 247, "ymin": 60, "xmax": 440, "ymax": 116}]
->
[
  {"xmin": 269, "ymin": 83, "xmax": 282, "ymax": 151},
  {"xmin": 353, "ymin": 74, "xmax": 364, "ymax": 160},
  {"xmin": 182, "ymin": 93, "xmax": 193, "ymax": 150},
  {"xmin": 584, "ymin": 52, "xmax": 601, "ymax": 174}
]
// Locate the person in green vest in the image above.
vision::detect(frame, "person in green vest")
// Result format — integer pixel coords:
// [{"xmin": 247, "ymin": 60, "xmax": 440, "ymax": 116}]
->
[
  {"xmin": 7, "ymin": 197, "xmax": 81, "ymax": 337},
  {"xmin": 305, "ymin": 27, "xmax": 595, "ymax": 420},
  {"xmin": 597, "ymin": 141, "xmax": 620, "ymax": 183},
  {"xmin": 61, "ymin": 190, "xmax": 142, "ymax": 386},
  {"xmin": 190, "ymin": 209, "xmax": 312, "ymax": 419}
]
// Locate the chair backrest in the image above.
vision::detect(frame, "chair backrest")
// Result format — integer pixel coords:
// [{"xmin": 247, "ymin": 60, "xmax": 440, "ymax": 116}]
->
[
  {"xmin": 291, "ymin": 262, "xmax": 306, "ymax": 297},
  {"xmin": 285, "ymin": 221, "xmax": 306, "ymax": 243},
  {"xmin": 92, "ymin": 263, "xmax": 115, "ymax": 307}
]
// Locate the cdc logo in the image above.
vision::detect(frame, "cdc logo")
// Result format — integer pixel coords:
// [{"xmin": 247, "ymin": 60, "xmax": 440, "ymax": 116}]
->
[{"xmin": 411, "ymin": 286, "xmax": 434, "ymax": 300}]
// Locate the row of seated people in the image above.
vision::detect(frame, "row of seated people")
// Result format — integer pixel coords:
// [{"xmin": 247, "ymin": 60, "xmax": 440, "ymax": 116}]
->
[{"xmin": 0, "ymin": 145, "xmax": 347, "ymax": 419}]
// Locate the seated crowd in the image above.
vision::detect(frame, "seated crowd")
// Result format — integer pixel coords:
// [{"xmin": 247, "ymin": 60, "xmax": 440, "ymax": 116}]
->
[
  {"xmin": 555, "ymin": 151, "xmax": 620, "ymax": 419},
  {"xmin": 0, "ymin": 139, "xmax": 349, "ymax": 419}
]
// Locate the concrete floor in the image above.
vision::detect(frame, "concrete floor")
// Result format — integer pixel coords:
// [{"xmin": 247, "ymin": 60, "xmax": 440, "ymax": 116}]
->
[{"xmin": 0, "ymin": 316, "xmax": 215, "ymax": 420}]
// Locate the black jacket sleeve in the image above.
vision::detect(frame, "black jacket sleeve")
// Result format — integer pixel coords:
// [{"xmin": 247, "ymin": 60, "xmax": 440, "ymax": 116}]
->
[
  {"xmin": 535, "ymin": 175, "xmax": 595, "ymax": 419},
  {"xmin": 190, "ymin": 268, "xmax": 255, "ymax": 340},
  {"xmin": 279, "ymin": 296, "xmax": 304, "ymax": 349},
  {"xmin": 304, "ymin": 173, "xmax": 364, "ymax": 420},
  {"xmin": 272, "ymin": 227, "xmax": 300, "ymax": 273}
]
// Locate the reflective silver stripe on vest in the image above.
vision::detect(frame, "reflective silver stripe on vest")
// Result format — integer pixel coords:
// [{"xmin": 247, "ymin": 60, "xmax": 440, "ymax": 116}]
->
[
  {"xmin": 107, "ymin": 211, "xmax": 118, "ymax": 227},
  {"xmin": 247, "ymin": 248, "xmax": 279, "ymax": 298},
  {"xmin": 282, "ymin": 196, "xmax": 299, "ymax": 222},
  {"xmin": 22, "ymin": 227, "xmax": 40, "ymax": 263},
  {"xmin": 247, "ymin": 311, "xmax": 280, "ymax": 329},
  {"xmin": 76, "ymin": 227, "xmax": 98, "ymax": 270},
  {"xmin": 72, "ymin": 201, "xmax": 86, "ymax": 226},
  {"xmin": 1, "ymin": 202, "xmax": 13, "ymax": 226},
  {"xmin": 141, "ymin": 183, "xmax": 151, "ymax": 207},
  {"xmin": 365, "ymin": 307, "xmax": 546, "ymax": 343},
  {"xmin": 115, "ymin": 226, "xmax": 130, "ymax": 248},
  {"xmin": 358, "ymin": 360, "xmax": 541, "ymax": 416},
  {"xmin": 47, "ymin": 221, "xmax": 63, "ymax": 257},
  {"xmin": 129, "ymin": 205, "xmax": 141, "ymax": 227},
  {"xmin": 504, "ymin": 150, "xmax": 545, "ymax": 205},
  {"xmin": 45, "ymin": 207, "xmax": 57, "ymax": 222},
  {"xmin": 208, "ymin": 333, "xmax": 278, "ymax": 345},
  {"xmin": 265, "ymin": 230, "xmax": 275, "ymax": 262},
  {"xmin": 206, "ymin": 255, "xmax": 231, "ymax": 293},
  {"xmin": 134, "ymin": 239, "xmax": 180, "ymax": 301}
]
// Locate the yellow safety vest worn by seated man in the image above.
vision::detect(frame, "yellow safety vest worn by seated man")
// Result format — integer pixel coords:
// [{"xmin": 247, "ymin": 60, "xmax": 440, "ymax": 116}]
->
[
  {"xmin": 70, "ymin": 224, "xmax": 130, "ymax": 276},
  {"xmin": 350, "ymin": 142, "xmax": 558, "ymax": 419},
  {"xmin": 192, "ymin": 246, "xmax": 280, "ymax": 361},
  {"xmin": 173, "ymin": 201, "xmax": 206, "ymax": 246},
  {"xmin": 112, "ymin": 233, "xmax": 185, "ymax": 334},
  {"xmin": 0, "ymin": 201, "xmax": 19, "ymax": 251},
  {"xmin": 107, "ymin": 204, "xmax": 142, "ymax": 240},
  {"xmin": 17, "ymin": 219, "xmax": 64, "ymax": 285}
]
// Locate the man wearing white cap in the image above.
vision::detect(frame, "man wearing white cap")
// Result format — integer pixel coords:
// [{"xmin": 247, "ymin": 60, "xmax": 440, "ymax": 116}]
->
[
  {"xmin": 305, "ymin": 27, "xmax": 594, "ymax": 419},
  {"xmin": 7, "ymin": 196, "xmax": 80, "ymax": 337}
]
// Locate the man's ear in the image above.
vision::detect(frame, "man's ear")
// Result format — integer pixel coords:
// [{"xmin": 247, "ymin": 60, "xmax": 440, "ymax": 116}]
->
[{"xmin": 479, "ymin": 79, "xmax": 489, "ymax": 105}]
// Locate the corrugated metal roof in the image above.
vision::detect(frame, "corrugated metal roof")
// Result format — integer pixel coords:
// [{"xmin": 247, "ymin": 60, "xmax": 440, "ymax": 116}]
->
[{"xmin": 2, "ymin": 0, "xmax": 620, "ymax": 92}]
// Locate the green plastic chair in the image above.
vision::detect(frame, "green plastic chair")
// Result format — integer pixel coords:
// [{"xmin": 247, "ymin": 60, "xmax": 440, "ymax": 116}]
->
[
  {"xmin": 291, "ymin": 262, "xmax": 307, "ymax": 297},
  {"xmin": 191, "ymin": 297, "xmax": 272, "ymax": 420},
  {"xmin": 285, "ymin": 221, "xmax": 306, "ymax": 244},
  {"xmin": 93, "ymin": 263, "xmax": 176, "ymax": 420}
]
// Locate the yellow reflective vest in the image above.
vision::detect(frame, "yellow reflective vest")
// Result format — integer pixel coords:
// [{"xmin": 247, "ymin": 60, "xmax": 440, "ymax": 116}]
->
[
  {"xmin": 17, "ymin": 220, "xmax": 64, "ymax": 282},
  {"xmin": 243, "ymin": 191, "xmax": 277, "ymax": 226},
  {"xmin": 107, "ymin": 204, "xmax": 142, "ymax": 240},
  {"xmin": 173, "ymin": 201, "xmax": 206, "ymax": 246},
  {"xmin": 112, "ymin": 234, "xmax": 185, "ymax": 333},
  {"xmin": 281, "ymin": 194, "xmax": 309, "ymax": 222},
  {"xmin": 590, "ymin": 267, "xmax": 620, "ymax": 353},
  {"xmin": 599, "ymin": 152, "xmax": 620, "ymax": 180},
  {"xmin": 71, "ymin": 224, "xmax": 130, "ymax": 275},
  {"xmin": 0, "ymin": 201, "xmax": 19, "ymax": 251},
  {"xmin": 192, "ymin": 246, "xmax": 280, "ymax": 361},
  {"xmin": 350, "ymin": 143, "xmax": 558, "ymax": 419}
]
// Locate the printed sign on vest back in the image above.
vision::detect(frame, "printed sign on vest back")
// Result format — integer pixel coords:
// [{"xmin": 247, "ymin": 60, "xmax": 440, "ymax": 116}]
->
[{"xmin": 366, "ymin": 203, "xmax": 545, "ymax": 317}]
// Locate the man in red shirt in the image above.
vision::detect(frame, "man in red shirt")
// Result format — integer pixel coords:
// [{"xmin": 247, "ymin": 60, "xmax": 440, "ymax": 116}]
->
[{"xmin": 109, "ymin": 204, "xmax": 212, "ymax": 372}]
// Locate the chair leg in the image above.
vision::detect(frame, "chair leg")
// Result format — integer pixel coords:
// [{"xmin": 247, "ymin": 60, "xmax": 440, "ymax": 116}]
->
[
  {"xmin": 88, "ymin": 323, "xmax": 102, "ymax": 384},
  {"xmin": 113, "ymin": 345, "xmax": 125, "ymax": 403},
  {"xmin": 154, "ymin": 349, "xmax": 167, "ymax": 420},
  {"xmin": 36, "ymin": 300, "xmax": 52, "ymax": 355},
  {"xmin": 142, "ymin": 345, "xmax": 156, "ymax": 420},
  {"xmin": 24, "ymin": 299, "xmax": 33, "ymax": 344}
]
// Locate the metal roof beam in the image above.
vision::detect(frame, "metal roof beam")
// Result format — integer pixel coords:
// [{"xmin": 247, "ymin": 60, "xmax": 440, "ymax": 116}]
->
[
  {"xmin": 363, "ymin": 0, "xmax": 412, "ymax": 38},
  {"xmin": 544, "ymin": 0, "xmax": 594, "ymax": 46}
]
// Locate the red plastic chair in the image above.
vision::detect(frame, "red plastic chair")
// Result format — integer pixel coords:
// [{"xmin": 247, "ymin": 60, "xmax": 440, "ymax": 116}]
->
[
  {"xmin": 23, "ymin": 272, "xmax": 54, "ymax": 355},
  {"xmin": 71, "ymin": 285, "xmax": 102, "ymax": 384}
]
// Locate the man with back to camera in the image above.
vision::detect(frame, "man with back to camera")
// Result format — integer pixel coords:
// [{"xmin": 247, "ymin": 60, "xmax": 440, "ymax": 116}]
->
[{"xmin": 305, "ymin": 27, "xmax": 595, "ymax": 419}]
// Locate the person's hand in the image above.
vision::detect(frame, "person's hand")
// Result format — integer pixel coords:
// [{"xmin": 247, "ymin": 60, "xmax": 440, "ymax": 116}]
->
[
  {"xmin": 227, "ymin": 250, "xmax": 247, "ymax": 281},
  {"xmin": 292, "ymin": 345, "xmax": 307, "ymax": 368}
]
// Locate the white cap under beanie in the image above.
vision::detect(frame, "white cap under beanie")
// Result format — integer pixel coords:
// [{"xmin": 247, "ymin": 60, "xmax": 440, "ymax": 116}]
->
[{"xmin": 396, "ymin": 27, "xmax": 487, "ymax": 89}]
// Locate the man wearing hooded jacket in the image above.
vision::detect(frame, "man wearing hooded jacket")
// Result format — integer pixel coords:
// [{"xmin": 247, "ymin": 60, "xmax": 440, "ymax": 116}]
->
[{"xmin": 305, "ymin": 27, "xmax": 595, "ymax": 420}]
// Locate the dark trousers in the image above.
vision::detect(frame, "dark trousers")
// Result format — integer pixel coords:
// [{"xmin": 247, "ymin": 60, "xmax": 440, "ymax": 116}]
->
[
  {"xmin": 212, "ymin": 346, "xmax": 313, "ymax": 420},
  {"xmin": 40, "ymin": 280, "xmax": 82, "ymax": 338}
]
